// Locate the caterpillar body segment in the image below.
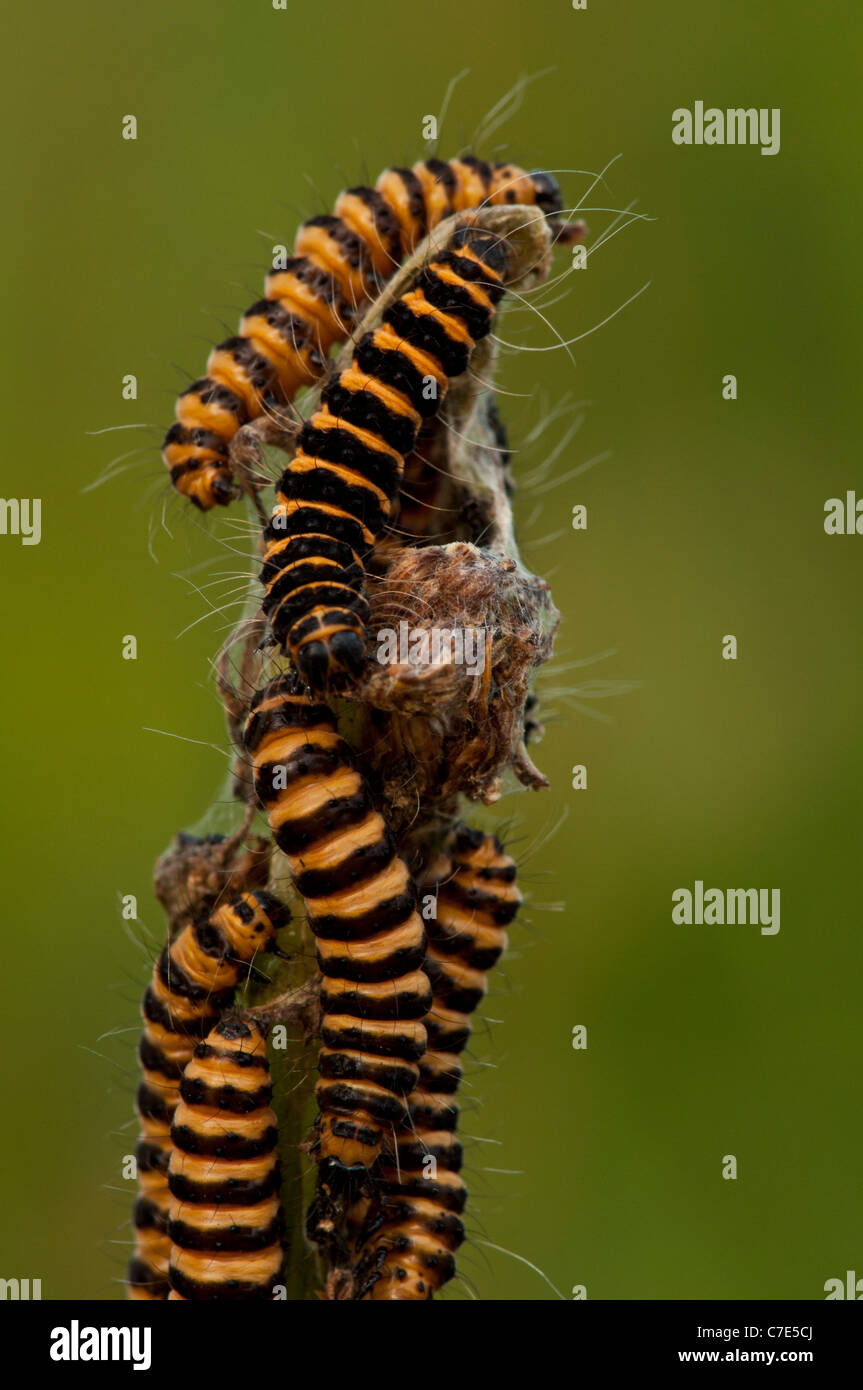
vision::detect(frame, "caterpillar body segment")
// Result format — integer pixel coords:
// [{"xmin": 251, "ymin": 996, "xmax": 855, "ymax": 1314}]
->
[
  {"xmin": 261, "ymin": 223, "xmax": 509, "ymax": 690},
  {"xmin": 126, "ymin": 890, "xmax": 287, "ymax": 1300},
  {"xmin": 358, "ymin": 825, "xmax": 521, "ymax": 1300},
  {"xmin": 242, "ymin": 675, "xmax": 431, "ymax": 1175},
  {"xmin": 167, "ymin": 1015, "xmax": 283, "ymax": 1300},
  {"xmin": 163, "ymin": 157, "xmax": 574, "ymax": 510}
]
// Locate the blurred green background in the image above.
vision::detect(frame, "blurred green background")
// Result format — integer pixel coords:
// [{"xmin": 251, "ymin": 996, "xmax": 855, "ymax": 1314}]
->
[{"xmin": 2, "ymin": 0, "xmax": 860, "ymax": 1300}]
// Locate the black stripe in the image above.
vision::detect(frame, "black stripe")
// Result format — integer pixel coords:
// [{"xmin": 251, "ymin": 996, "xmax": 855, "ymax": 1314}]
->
[
  {"xmin": 311, "ymin": 882, "xmax": 417, "ymax": 941},
  {"xmin": 135, "ymin": 1138, "xmax": 170, "ymax": 1173},
  {"xmin": 178, "ymin": 376, "xmax": 245, "ymax": 420},
  {"xmin": 319, "ymin": 977, "xmax": 430, "ymax": 1022},
  {"xmin": 390, "ymin": 166, "xmax": 427, "ymax": 239},
  {"xmin": 156, "ymin": 945, "xmax": 223, "ymax": 1003},
  {"xmin": 215, "ymin": 335, "xmax": 280, "ymax": 391},
  {"xmin": 406, "ymin": 1093, "xmax": 459, "ymax": 1131},
  {"xmin": 167, "ymin": 1266, "xmax": 281, "ymax": 1301},
  {"xmin": 300, "ymin": 420, "xmax": 402, "ymax": 496},
  {"xmin": 451, "ymin": 225, "xmax": 508, "ymax": 278},
  {"xmin": 295, "ymin": 830, "xmax": 396, "ymax": 899},
  {"xmin": 378, "ymin": 1198, "xmax": 464, "ymax": 1245},
  {"xmin": 321, "ymin": 1018, "xmax": 426, "ymax": 1060},
  {"xmin": 438, "ymin": 878, "xmax": 518, "ymax": 929},
  {"xmin": 138, "ymin": 1029, "xmax": 187, "ymax": 1079},
  {"xmin": 395, "ymin": 1137, "xmax": 463, "ymax": 1174},
  {"xmin": 135, "ymin": 1080, "xmax": 175, "ymax": 1126},
  {"xmin": 343, "ymin": 186, "xmax": 402, "ymax": 260},
  {"xmin": 168, "ymin": 1167, "xmax": 280, "ymax": 1206},
  {"xmin": 435, "ymin": 247, "xmax": 506, "ymax": 303},
  {"xmin": 142, "ymin": 987, "xmax": 227, "ymax": 1040},
  {"xmin": 302, "ymin": 214, "xmax": 374, "ymax": 273},
  {"xmin": 260, "ymin": 533, "xmax": 360, "ymax": 587},
  {"xmin": 243, "ymin": 686, "xmax": 333, "ymax": 749},
  {"xmin": 315, "ymin": 1078, "xmax": 406, "ymax": 1123},
  {"xmin": 459, "ymin": 154, "xmax": 493, "ymax": 192},
  {"xmin": 254, "ymin": 741, "xmax": 353, "ymax": 801},
  {"xmin": 169, "ymin": 1215, "xmax": 283, "ymax": 1254},
  {"xmin": 179, "ymin": 1077, "xmax": 273, "ymax": 1114},
  {"xmin": 417, "ymin": 1058, "xmax": 461, "ymax": 1096},
  {"xmin": 425, "ymin": 1016, "xmax": 471, "ymax": 1054},
  {"xmin": 170, "ymin": 1121, "xmax": 278, "ymax": 1160},
  {"xmin": 126, "ymin": 1258, "xmax": 169, "ymax": 1295},
  {"xmin": 271, "ymin": 786, "xmax": 374, "ymax": 857},
  {"xmin": 318, "ymin": 1051, "xmax": 417, "ymax": 1094},
  {"xmin": 321, "ymin": 379, "xmax": 418, "ymax": 455},
  {"xmin": 274, "ymin": 255, "xmax": 351, "ymax": 314},
  {"xmin": 354, "ymin": 334, "xmax": 440, "ymax": 418},
  {"xmin": 422, "ymin": 159, "xmax": 456, "ymax": 211},
  {"xmin": 381, "ymin": 1172, "xmax": 467, "ymax": 1215},
  {"xmin": 265, "ymin": 558, "xmax": 365, "ymax": 610},
  {"xmin": 310, "ymin": 891, "xmax": 418, "ymax": 946},
  {"xmin": 162, "ymin": 422, "xmax": 229, "ymax": 456},
  {"xmin": 384, "ymin": 299, "xmax": 470, "ymax": 378},
  {"xmin": 194, "ymin": 1038, "xmax": 269, "ymax": 1067},
  {"xmin": 132, "ymin": 1196, "xmax": 168, "ymax": 1232},
  {"xmin": 265, "ymin": 503, "xmax": 371, "ymax": 558},
  {"xmin": 415, "ymin": 264, "xmax": 494, "ymax": 340},
  {"xmin": 529, "ymin": 169, "xmax": 565, "ymax": 216},
  {"xmin": 272, "ymin": 582, "xmax": 368, "ymax": 636},
  {"xmin": 315, "ymin": 931, "xmax": 425, "ymax": 984},
  {"xmin": 277, "ymin": 462, "xmax": 389, "ymax": 533},
  {"xmin": 243, "ymin": 298, "xmax": 318, "ymax": 353},
  {"xmin": 422, "ymin": 958, "xmax": 484, "ymax": 1013}
]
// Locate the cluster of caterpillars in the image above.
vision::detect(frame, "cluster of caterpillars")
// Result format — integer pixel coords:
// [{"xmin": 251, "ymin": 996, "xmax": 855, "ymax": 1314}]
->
[{"xmin": 128, "ymin": 156, "xmax": 579, "ymax": 1300}]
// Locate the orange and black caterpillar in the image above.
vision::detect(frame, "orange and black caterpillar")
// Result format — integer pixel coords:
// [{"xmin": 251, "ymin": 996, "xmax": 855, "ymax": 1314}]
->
[
  {"xmin": 357, "ymin": 825, "xmax": 521, "ymax": 1300},
  {"xmin": 167, "ymin": 1014, "xmax": 282, "ymax": 1300},
  {"xmin": 260, "ymin": 221, "xmax": 508, "ymax": 689},
  {"xmin": 242, "ymin": 675, "xmax": 431, "ymax": 1176},
  {"xmin": 127, "ymin": 889, "xmax": 287, "ymax": 1301},
  {"xmin": 163, "ymin": 158, "xmax": 574, "ymax": 510}
]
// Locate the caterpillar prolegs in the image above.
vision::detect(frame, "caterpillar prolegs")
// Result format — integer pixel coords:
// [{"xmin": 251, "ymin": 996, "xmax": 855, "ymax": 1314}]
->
[{"xmin": 163, "ymin": 158, "xmax": 577, "ymax": 510}]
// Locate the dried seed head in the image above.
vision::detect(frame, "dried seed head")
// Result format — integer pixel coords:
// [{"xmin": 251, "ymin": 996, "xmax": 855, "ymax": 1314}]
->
[{"xmin": 356, "ymin": 541, "xmax": 558, "ymax": 816}]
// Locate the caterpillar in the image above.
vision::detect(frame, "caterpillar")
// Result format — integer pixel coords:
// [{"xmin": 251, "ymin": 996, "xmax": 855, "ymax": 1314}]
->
[
  {"xmin": 163, "ymin": 157, "xmax": 577, "ymax": 510},
  {"xmin": 167, "ymin": 1014, "xmax": 283, "ymax": 1300},
  {"xmin": 127, "ymin": 889, "xmax": 287, "ymax": 1300},
  {"xmin": 393, "ymin": 389, "xmax": 513, "ymax": 547},
  {"xmin": 242, "ymin": 674, "xmax": 432, "ymax": 1176},
  {"xmin": 260, "ymin": 220, "xmax": 510, "ymax": 690},
  {"xmin": 357, "ymin": 824, "xmax": 521, "ymax": 1300}
]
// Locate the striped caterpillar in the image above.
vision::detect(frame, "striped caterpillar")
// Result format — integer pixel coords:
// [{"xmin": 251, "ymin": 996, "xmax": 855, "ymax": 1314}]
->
[
  {"xmin": 163, "ymin": 158, "xmax": 577, "ymax": 510},
  {"xmin": 260, "ymin": 219, "xmax": 510, "ymax": 690},
  {"xmin": 127, "ymin": 889, "xmax": 286, "ymax": 1300},
  {"xmin": 355, "ymin": 826, "xmax": 521, "ymax": 1298},
  {"xmin": 168, "ymin": 1015, "xmax": 283, "ymax": 1300},
  {"xmin": 242, "ymin": 675, "xmax": 431, "ymax": 1178}
]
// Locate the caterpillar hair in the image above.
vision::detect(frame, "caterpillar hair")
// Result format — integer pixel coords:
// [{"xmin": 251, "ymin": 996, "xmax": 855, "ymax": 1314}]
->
[
  {"xmin": 260, "ymin": 220, "xmax": 510, "ymax": 690},
  {"xmin": 242, "ymin": 674, "xmax": 432, "ymax": 1176},
  {"xmin": 163, "ymin": 158, "xmax": 577, "ymax": 510},
  {"xmin": 126, "ymin": 889, "xmax": 287, "ymax": 1300},
  {"xmin": 168, "ymin": 1014, "xmax": 283, "ymax": 1299},
  {"xmin": 357, "ymin": 824, "xmax": 521, "ymax": 1300}
]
